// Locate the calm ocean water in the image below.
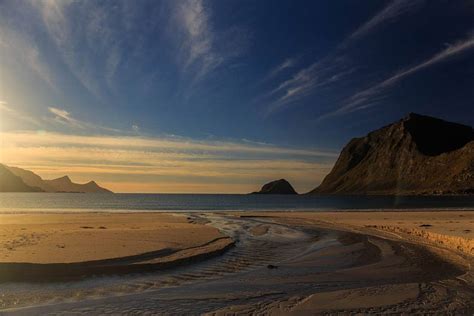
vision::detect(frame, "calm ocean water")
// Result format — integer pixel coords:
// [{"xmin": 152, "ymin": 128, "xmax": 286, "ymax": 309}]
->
[{"xmin": 0, "ymin": 193, "xmax": 473, "ymax": 212}]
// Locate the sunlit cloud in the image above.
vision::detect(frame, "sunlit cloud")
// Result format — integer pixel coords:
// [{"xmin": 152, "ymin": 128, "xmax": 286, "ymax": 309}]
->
[
  {"xmin": 46, "ymin": 106, "xmax": 123, "ymax": 133},
  {"xmin": 0, "ymin": 131, "xmax": 337, "ymax": 158},
  {"xmin": 0, "ymin": 101, "xmax": 41, "ymax": 127},
  {"xmin": 31, "ymin": 0, "xmax": 122, "ymax": 101},
  {"xmin": 0, "ymin": 101, "xmax": 13, "ymax": 114},
  {"xmin": 0, "ymin": 25, "xmax": 57, "ymax": 92},
  {"xmin": 48, "ymin": 107, "xmax": 83, "ymax": 128},
  {"xmin": 0, "ymin": 131, "xmax": 335, "ymax": 193}
]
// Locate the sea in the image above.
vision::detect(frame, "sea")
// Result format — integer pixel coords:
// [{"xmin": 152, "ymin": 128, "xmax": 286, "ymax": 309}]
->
[{"xmin": 0, "ymin": 193, "xmax": 473, "ymax": 213}]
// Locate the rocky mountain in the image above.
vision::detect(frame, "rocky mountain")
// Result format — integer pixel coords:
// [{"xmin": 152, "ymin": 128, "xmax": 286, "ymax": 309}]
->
[
  {"xmin": 2, "ymin": 165, "xmax": 112, "ymax": 193},
  {"xmin": 310, "ymin": 113, "xmax": 474, "ymax": 195},
  {"xmin": 0, "ymin": 164, "xmax": 42, "ymax": 192},
  {"xmin": 44, "ymin": 176, "xmax": 112, "ymax": 193},
  {"xmin": 252, "ymin": 179, "xmax": 298, "ymax": 195},
  {"xmin": 6, "ymin": 165, "xmax": 55, "ymax": 192}
]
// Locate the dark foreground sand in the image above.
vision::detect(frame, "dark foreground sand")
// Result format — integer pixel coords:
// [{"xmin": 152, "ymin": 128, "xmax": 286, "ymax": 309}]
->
[{"xmin": 0, "ymin": 211, "xmax": 473, "ymax": 315}]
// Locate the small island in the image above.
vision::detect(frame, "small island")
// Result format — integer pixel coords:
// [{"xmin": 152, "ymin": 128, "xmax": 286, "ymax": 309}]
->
[{"xmin": 251, "ymin": 179, "xmax": 298, "ymax": 195}]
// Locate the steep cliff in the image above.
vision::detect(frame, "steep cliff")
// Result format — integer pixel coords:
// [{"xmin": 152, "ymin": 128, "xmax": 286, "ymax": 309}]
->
[{"xmin": 310, "ymin": 113, "xmax": 474, "ymax": 195}]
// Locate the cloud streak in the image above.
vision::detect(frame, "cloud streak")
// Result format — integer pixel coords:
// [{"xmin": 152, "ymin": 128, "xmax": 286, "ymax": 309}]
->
[
  {"xmin": 0, "ymin": 25, "xmax": 57, "ymax": 92},
  {"xmin": 172, "ymin": 0, "xmax": 248, "ymax": 83},
  {"xmin": 46, "ymin": 107, "xmax": 124, "ymax": 133},
  {"xmin": 31, "ymin": 1, "xmax": 130, "ymax": 101},
  {"xmin": 261, "ymin": 0, "xmax": 424, "ymax": 116},
  {"xmin": 174, "ymin": 0, "xmax": 223, "ymax": 81},
  {"xmin": 320, "ymin": 34, "xmax": 474, "ymax": 119},
  {"xmin": 263, "ymin": 63, "xmax": 357, "ymax": 115},
  {"xmin": 346, "ymin": 0, "xmax": 424, "ymax": 43},
  {"xmin": 48, "ymin": 107, "xmax": 84, "ymax": 128},
  {"xmin": 0, "ymin": 101, "xmax": 42, "ymax": 127},
  {"xmin": 0, "ymin": 131, "xmax": 337, "ymax": 158},
  {"xmin": 261, "ymin": 57, "xmax": 298, "ymax": 84}
]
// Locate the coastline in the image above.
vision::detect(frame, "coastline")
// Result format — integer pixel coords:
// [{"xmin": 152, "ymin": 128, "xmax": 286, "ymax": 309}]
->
[{"xmin": 0, "ymin": 210, "xmax": 473, "ymax": 314}]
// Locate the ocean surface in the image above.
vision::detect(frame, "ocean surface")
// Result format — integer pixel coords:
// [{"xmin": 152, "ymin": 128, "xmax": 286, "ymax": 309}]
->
[{"xmin": 0, "ymin": 193, "xmax": 473, "ymax": 212}]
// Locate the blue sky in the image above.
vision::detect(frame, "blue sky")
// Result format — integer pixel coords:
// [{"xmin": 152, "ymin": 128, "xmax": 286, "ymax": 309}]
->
[{"xmin": 0, "ymin": 0, "xmax": 473, "ymax": 193}]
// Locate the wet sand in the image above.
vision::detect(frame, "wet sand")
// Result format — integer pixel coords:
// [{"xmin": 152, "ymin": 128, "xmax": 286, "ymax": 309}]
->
[
  {"xmin": 0, "ymin": 210, "xmax": 473, "ymax": 314},
  {"xmin": 264, "ymin": 210, "xmax": 474, "ymax": 255}
]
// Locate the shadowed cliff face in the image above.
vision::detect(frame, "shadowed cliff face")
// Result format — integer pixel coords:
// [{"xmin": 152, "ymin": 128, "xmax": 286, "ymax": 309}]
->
[
  {"xmin": 404, "ymin": 113, "xmax": 474, "ymax": 156},
  {"xmin": 0, "ymin": 165, "xmax": 42, "ymax": 192},
  {"xmin": 310, "ymin": 114, "xmax": 474, "ymax": 195}
]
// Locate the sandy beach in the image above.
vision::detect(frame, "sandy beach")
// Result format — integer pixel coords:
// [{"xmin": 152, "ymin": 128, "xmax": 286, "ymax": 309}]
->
[
  {"xmin": 0, "ymin": 213, "xmax": 234, "ymax": 282},
  {"xmin": 0, "ymin": 210, "xmax": 473, "ymax": 314},
  {"xmin": 0, "ymin": 213, "xmax": 230, "ymax": 264}
]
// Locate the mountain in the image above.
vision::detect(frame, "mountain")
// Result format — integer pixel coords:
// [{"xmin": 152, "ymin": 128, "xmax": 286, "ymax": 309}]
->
[
  {"xmin": 44, "ymin": 176, "xmax": 112, "ymax": 193},
  {"xmin": 6, "ymin": 165, "xmax": 56, "ymax": 192},
  {"xmin": 4, "ymin": 165, "xmax": 112, "ymax": 193},
  {"xmin": 310, "ymin": 113, "xmax": 474, "ymax": 195},
  {"xmin": 252, "ymin": 179, "xmax": 298, "ymax": 195},
  {"xmin": 0, "ymin": 164, "xmax": 42, "ymax": 192}
]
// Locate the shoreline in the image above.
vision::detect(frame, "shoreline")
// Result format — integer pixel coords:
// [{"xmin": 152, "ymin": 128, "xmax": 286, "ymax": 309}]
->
[{"xmin": 1, "ymin": 206, "xmax": 474, "ymax": 214}]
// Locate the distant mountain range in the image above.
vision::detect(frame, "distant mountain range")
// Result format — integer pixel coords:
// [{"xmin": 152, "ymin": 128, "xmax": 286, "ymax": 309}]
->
[
  {"xmin": 0, "ymin": 164, "xmax": 112, "ymax": 193},
  {"xmin": 309, "ymin": 113, "xmax": 473, "ymax": 195}
]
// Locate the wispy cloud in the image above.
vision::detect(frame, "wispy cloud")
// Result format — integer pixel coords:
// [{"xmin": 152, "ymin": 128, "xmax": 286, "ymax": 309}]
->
[
  {"xmin": 262, "ymin": 60, "xmax": 357, "ymax": 116},
  {"xmin": 0, "ymin": 101, "xmax": 14, "ymax": 114},
  {"xmin": 31, "ymin": 1, "xmax": 127, "ymax": 101},
  {"xmin": 0, "ymin": 26, "xmax": 57, "ymax": 92},
  {"xmin": 346, "ymin": 0, "xmax": 424, "ymax": 44},
  {"xmin": 261, "ymin": 57, "xmax": 299, "ymax": 83},
  {"xmin": 261, "ymin": 0, "xmax": 424, "ymax": 116},
  {"xmin": 320, "ymin": 33, "xmax": 474, "ymax": 119},
  {"xmin": 173, "ymin": 0, "xmax": 222, "ymax": 81},
  {"xmin": 48, "ymin": 107, "xmax": 84, "ymax": 128},
  {"xmin": 172, "ymin": 0, "xmax": 248, "ymax": 83},
  {"xmin": 47, "ymin": 106, "xmax": 123, "ymax": 133},
  {"xmin": 0, "ymin": 130, "xmax": 337, "ymax": 158},
  {"xmin": 1, "ymin": 103, "xmax": 122, "ymax": 133},
  {"xmin": 32, "ymin": 1, "xmax": 101, "ymax": 99},
  {"xmin": 0, "ymin": 101, "xmax": 41, "ymax": 127}
]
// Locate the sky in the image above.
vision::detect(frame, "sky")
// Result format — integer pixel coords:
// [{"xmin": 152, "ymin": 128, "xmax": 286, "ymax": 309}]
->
[{"xmin": 0, "ymin": 0, "xmax": 473, "ymax": 193}]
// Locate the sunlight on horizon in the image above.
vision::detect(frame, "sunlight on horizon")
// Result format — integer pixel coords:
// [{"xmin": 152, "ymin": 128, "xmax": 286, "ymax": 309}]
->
[{"xmin": 0, "ymin": 131, "xmax": 334, "ymax": 193}]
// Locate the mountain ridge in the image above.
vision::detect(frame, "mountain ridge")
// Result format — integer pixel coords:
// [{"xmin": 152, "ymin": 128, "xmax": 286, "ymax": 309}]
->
[
  {"xmin": 309, "ymin": 113, "xmax": 474, "ymax": 195},
  {"xmin": 1, "ymin": 164, "xmax": 112, "ymax": 193}
]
